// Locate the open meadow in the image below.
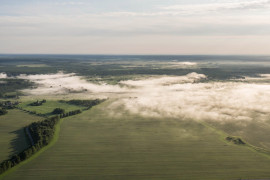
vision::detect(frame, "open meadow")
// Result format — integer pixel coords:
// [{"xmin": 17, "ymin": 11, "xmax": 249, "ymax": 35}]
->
[
  {"xmin": 0, "ymin": 110, "xmax": 44, "ymax": 162},
  {"xmin": 3, "ymin": 101, "xmax": 270, "ymax": 180},
  {"xmin": 18, "ymin": 100, "xmax": 85, "ymax": 117}
]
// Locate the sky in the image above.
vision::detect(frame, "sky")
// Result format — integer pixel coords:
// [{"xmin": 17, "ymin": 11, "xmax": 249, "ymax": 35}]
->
[{"xmin": 1, "ymin": 0, "xmax": 270, "ymax": 55}]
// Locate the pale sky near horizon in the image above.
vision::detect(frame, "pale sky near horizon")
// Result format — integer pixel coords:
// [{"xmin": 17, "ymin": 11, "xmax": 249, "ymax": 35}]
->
[{"xmin": 1, "ymin": 0, "xmax": 270, "ymax": 55}]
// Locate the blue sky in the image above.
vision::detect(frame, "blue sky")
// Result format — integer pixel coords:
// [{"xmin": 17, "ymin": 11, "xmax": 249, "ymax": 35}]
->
[{"xmin": 1, "ymin": 0, "xmax": 270, "ymax": 54}]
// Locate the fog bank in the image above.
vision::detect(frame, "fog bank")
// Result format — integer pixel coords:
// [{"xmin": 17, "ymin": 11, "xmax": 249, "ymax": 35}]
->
[
  {"xmin": 18, "ymin": 72, "xmax": 126, "ymax": 95},
  {"xmin": 18, "ymin": 72, "xmax": 270, "ymax": 123},
  {"xmin": 0, "ymin": 73, "xmax": 7, "ymax": 79}
]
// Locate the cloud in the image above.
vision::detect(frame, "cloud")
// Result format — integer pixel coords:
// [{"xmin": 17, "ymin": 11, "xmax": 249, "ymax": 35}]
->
[
  {"xmin": 0, "ymin": 73, "xmax": 7, "ymax": 78},
  {"xmin": 121, "ymin": 72, "xmax": 206, "ymax": 87},
  {"xmin": 161, "ymin": 0, "xmax": 270, "ymax": 13},
  {"xmin": 1, "ymin": 1, "xmax": 270, "ymax": 54},
  {"xmin": 53, "ymin": 2, "xmax": 85, "ymax": 6},
  {"xmin": 18, "ymin": 72, "xmax": 126, "ymax": 95},
  {"xmin": 110, "ymin": 73, "xmax": 270, "ymax": 123},
  {"xmin": 18, "ymin": 71, "xmax": 270, "ymax": 124},
  {"xmin": 2, "ymin": 13, "xmax": 270, "ymax": 39},
  {"xmin": 177, "ymin": 62, "xmax": 197, "ymax": 66}
]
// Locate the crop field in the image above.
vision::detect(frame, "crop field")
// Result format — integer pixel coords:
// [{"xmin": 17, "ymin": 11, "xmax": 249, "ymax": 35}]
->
[
  {"xmin": 2, "ymin": 101, "xmax": 270, "ymax": 180},
  {"xmin": 2, "ymin": 55, "xmax": 270, "ymax": 179},
  {"xmin": 16, "ymin": 64, "xmax": 49, "ymax": 68},
  {"xmin": 208, "ymin": 120, "xmax": 270, "ymax": 151},
  {"xmin": 0, "ymin": 109, "xmax": 44, "ymax": 162},
  {"xmin": 18, "ymin": 100, "xmax": 85, "ymax": 117}
]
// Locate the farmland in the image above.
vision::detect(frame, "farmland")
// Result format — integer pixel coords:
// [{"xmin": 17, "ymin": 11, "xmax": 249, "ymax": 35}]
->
[
  {"xmin": 2, "ymin": 101, "xmax": 270, "ymax": 180},
  {"xmin": 1, "ymin": 55, "xmax": 270, "ymax": 179},
  {"xmin": 18, "ymin": 100, "xmax": 85, "ymax": 117},
  {"xmin": 0, "ymin": 109, "xmax": 44, "ymax": 162}
]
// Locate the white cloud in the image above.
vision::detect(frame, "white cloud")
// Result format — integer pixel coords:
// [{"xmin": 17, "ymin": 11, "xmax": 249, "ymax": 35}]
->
[
  {"xmin": 161, "ymin": 0, "xmax": 270, "ymax": 13},
  {"xmin": 121, "ymin": 73, "xmax": 206, "ymax": 87},
  {"xmin": 18, "ymin": 72, "xmax": 126, "ymax": 95},
  {"xmin": 18, "ymin": 72, "xmax": 270, "ymax": 124},
  {"xmin": 1, "ymin": 1, "xmax": 270, "ymax": 54},
  {"xmin": 53, "ymin": 2, "xmax": 85, "ymax": 6},
  {"xmin": 1, "ymin": 13, "xmax": 270, "ymax": 39},
  {"xmin": 0, "ymin": 73, "xmax": 7, "ymax": 78},
  {"xmin": 111, "ymin": 73, "xmax": 270, "ymax": 123}
]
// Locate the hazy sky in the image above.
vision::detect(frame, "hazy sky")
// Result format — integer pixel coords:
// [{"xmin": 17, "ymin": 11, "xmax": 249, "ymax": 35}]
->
[{"xmin": 1, "ymin": 0, "xmax": 270, "ymax": 55}]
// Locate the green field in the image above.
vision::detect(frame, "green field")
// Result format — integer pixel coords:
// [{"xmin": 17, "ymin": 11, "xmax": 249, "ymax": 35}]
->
[
  {"xmin": 208, "ymin": 120, "xmax": 270, "ymax": 151},
  {"xmin": 18, "ymin": 100, "xmax": 85, "ymax": 116},
  {"xmin": 3, "ymin": 101, "xmax": 270, "ymax": 180},
  {"xmin": 2, "ymin": 56, "xmax": 270, "ymax": 179},
  {"xmin": 16, "ymin": 64, "xmax": 49, "ymax": 68},
  {"xmin": 0, "ymin": 109, "xmax": 44, "ymax": 162}
]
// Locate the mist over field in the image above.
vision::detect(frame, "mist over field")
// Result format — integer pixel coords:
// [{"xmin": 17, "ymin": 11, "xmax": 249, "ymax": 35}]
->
[
  {"xmin": 18, "ymin": 72, "xmax": 125, "ymax": 95},
  {"xmin": 0, "ymin": 73, "xmax": 7, "ymax": 79},
  {"xmin": 15, "ymin": 71, "xmax": 270, "ymax": 124},
  {"xmin": 2, "ymin": 55, "xmax": 270, "ymax": 179},
  {"xmin": 2, "ymin": 0, "xmax": 270, "ymax": 177}
]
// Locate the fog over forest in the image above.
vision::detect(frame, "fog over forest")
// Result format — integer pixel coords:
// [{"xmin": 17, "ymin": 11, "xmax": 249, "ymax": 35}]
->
[{"xmin": 3, "ymin": 71, "xmax": 269, "ymax": 125}]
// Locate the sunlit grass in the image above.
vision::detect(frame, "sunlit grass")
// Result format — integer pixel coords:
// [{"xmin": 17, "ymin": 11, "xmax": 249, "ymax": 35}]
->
[
  {"xmin": 4, "ymin": 102, "xmax": 270, "ymax": 180},
  {"xmin": 18, "ymin": 100, "xmax": 85, "ymax": 116},
  {"xmin": 0, "ymin": 109, "xmax": 43, "ymax": 162}
]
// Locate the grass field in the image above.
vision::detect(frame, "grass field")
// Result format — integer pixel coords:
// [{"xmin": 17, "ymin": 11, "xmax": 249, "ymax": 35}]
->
[
  {"xmin": 3, "ymin": 101, "xmax": 270, "ymax": 180},
  {"xmin": 0, "ymin": 109, "xmax": 44, "ymax": 162},
  {"xmin": 18, "ymin": 100, "xmax": 85, "ymax": 116},
  {"xmin": 16, "ymin": 64, "xmax": 49, "ymax": 68},
  {"xmin": 208, "ymin": 120, "xmax": 270, "ymax": 151}
]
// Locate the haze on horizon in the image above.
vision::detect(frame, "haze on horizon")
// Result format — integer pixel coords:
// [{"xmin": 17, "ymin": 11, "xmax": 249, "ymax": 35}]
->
[{"xmin": 1, "ymin": 0, "xmax": 270, "ymax": 55}]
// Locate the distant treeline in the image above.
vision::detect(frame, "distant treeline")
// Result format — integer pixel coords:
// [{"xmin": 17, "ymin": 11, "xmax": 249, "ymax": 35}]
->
[
  {"xmin": 18, "ymin": 107, "xmax": 82, "ymax": 118},
  {"xmin": 0, "ymin": 101, "xmax": 19, "ymax": 116},
  {"xmin": 2, "ymin": 56, "xmax": 270, "ymax": 80},
  {"xmin": 18, "ymin": 108, "xmax": 46, "ymax": 117},
  {"xmin": 55, "ymin": 109, "xmax": 82, "ymax": 118},
  {"xmin": 29, "ymin": 99, "xmax": 46, "ymax": 106},
  {"xmin": 0, "ymin": 101, "xmax": 19, "ymax": 109},
  {"xmin": 0, "ymin": 79, "xmax": 33, "ymax": 98},
  {"xmin": 60, "ymin": 99, "xmax": 105, "ymax": 109}
]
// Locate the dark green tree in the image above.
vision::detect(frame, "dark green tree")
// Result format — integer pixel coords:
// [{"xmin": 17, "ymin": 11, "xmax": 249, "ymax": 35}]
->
[{"xmin": 52, "ymin": 108, "xmax": 65, "ymax": 114}]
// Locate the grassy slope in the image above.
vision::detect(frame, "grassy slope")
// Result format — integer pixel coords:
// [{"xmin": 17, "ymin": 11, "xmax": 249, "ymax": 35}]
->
[
  {"xmin": 0, "ymin": 109, "xmax": 44, "ymax": 162},
  {"xmin": 207, "ymin": 120, "xmax": 270, "ymax": 151},
  {"xmin": 18, "ymin": 100, "xmax": 84, "ymax": 116},
  {"xmin": 0, "ymin": 118, "xmax": 64, "ymax": 179},
  {"xmin": 3, "ymin": 101, "xmax": 270, "ymax": 180}
]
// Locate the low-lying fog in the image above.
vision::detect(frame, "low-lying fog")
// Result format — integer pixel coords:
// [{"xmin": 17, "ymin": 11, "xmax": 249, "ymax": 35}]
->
[
  {"xmin": 0, "ymin": 73, "xmax": 7, "ymax": 79},
  {"xmin": 6, "ymin": 71, "xmax": 269, "ymax": 124}
]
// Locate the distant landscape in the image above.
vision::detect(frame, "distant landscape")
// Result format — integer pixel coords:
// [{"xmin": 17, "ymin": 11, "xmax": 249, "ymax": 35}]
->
[{"xmin": 1, "ymin": 55, "xmax": 270, "ymax": 179}]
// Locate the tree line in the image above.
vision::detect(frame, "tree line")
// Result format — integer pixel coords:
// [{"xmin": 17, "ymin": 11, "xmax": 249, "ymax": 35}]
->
[
  {"xmin": 0, "ymin": 79, "xmax": 33, "ymax": 98},
  {"xmin": 0, "ymin": 101, "xmax": 19, "ymax": 116},
  {"xmin": 29, "ymin": 99, "xmax": 46, "ymax": 106},
  {"xmin": 60, "ymin": 99, "xmax": 105, "ymax": 109},
  {"xmin": 0, "ymin": 99, "xmax": 105, "ymax": 175},
  {"xmin": 0, "ymin": 115, "xmax": 59, "ymax": 174},
  {"xmin": 0, "ymin": 109, "xmax": 81, "ymax": 175},
  {"xmin": 0, "ymin": 108, "xmax": 7, "ymax": 116}
]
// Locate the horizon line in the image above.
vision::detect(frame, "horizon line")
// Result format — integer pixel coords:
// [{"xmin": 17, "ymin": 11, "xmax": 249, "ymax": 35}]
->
[{"xmin": 1, "ymin": 53, "xmax": 270, "ymax": 57}]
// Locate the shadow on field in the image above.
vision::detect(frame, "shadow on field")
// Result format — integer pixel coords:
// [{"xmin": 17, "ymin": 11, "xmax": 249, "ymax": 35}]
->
[{"xmin": 8, "ymin": 128, "xmax": 29, "ymax": 158}]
